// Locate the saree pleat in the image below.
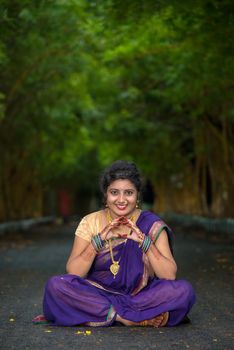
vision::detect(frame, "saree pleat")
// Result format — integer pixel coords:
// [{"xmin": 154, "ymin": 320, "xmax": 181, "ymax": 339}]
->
[{"xmin": 43, "ymin": 211, "xmax": 196, "ymax": 326}]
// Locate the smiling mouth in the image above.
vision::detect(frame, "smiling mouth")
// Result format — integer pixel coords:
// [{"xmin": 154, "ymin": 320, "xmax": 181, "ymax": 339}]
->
[{"xmin": 116, "ymin": 205, "xmax": 127, "ymax": 210}]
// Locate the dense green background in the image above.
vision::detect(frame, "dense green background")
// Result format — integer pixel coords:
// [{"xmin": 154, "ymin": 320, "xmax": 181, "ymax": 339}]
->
[{"xmin": 0, "ymin": 0, "xmax": 233, "ymax": 220}]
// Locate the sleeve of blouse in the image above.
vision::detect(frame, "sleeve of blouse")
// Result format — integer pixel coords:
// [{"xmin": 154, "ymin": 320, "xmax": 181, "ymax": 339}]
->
[
  {"xmin": 148, "ymin": 220, "xmax": 174, "ymax": 253},
  {"xmin": 74, "ymin": 216, "xmax": 92, "ymax": 242}
]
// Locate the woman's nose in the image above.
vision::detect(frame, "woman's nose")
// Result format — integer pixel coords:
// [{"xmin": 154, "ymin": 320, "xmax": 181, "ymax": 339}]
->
[{"xmin": 118, "ymin": 192, "xmax": 125, "ymax": 202}]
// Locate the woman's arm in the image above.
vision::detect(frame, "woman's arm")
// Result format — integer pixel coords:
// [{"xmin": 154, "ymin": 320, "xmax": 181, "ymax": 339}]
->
[
  {"xmin": 66, "ymin": 236, "xmax": 97, "ymax": 277},
  {"xmin": 66, "ymin": 217, "xmax": 121, "ymax": 277},
  {"xmin": 146, "ymin": 230, "xmax": 177, "ymax": 280}
]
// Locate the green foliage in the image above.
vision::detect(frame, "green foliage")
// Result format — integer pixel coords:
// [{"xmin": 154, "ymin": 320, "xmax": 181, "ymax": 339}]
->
[
  {"xmin": 0, "ymin": 1, "xmax": 86, "ymax": 176},
  {"xmin": 0, "ymin": 0, "xmax": 233, "ymax": 219}
]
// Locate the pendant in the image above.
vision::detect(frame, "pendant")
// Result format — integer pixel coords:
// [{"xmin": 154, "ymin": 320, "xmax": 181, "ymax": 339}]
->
[{"xmin": 110, "ymin": 261, "xmax": 120, "ymax": 277}]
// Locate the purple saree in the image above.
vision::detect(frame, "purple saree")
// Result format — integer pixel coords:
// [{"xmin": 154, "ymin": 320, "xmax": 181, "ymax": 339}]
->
[{"xmin": 43, "ymin": 211, "xmax": 196, "ymax": 326}]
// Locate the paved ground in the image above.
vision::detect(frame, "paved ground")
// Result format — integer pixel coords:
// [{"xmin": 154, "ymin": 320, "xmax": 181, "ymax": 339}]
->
[{"xmin": 0, "ymin": 221, "xmax": 233, "ymax": 350}]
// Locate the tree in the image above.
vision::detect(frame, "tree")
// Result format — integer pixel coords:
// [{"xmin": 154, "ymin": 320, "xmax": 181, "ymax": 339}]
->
[{"xmin": 0, "ymin": 0, "xmax": 233, "ymax": 220}]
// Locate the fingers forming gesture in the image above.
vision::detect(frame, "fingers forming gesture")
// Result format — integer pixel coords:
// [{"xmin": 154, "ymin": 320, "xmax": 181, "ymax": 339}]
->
[{"xmin": 100, "ymin": 216, "xmax": 144, "ymax": 244}]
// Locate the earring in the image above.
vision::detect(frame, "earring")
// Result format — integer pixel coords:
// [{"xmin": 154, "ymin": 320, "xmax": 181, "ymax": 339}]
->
[{"xmin": 136, "ymin": 200, "xmax": 139, "ymax": 208}]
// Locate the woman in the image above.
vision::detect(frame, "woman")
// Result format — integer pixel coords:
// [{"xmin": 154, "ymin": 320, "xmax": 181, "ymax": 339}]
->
[{"xmin": 38, "ymin": 160, "xmax": 196, "ymax": 327}]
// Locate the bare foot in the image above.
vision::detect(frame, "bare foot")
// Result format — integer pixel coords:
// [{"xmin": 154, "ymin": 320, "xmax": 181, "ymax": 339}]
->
[{"xmin": 116, "ymin": 312, "xmax": 169, "ymax": 328}]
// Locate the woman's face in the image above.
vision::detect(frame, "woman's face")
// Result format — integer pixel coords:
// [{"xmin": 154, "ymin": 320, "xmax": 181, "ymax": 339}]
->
[{"xmin": 106, "ymin": 179, "xmax": 138, "ymax": 218}]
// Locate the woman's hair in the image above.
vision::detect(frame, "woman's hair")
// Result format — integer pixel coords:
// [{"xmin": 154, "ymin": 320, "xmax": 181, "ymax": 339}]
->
[{"xmin": 99, "ymin": 160, "xmax": 142, "ymax": 201}]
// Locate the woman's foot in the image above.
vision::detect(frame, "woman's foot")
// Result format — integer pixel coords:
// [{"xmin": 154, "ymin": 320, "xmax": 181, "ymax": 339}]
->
[
  {"xmin": 116, "ymin": 312, "xmax": 169, "ymax": 328},
  {"xmin": 32, "ymin": 314, "xmax": 50, "ymax": 324}
]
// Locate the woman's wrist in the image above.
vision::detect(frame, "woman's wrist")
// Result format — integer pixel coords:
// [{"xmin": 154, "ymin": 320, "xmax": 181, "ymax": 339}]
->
[
  {"xmin": 91, "ymin": 233, "xmax": 105, "ymax": 252},
  {"xmin": 99, "ymin": 232, "xmax": 106, "ymax": 241},
  {"xmin": 139, "ymin": 235, "xmax": 152, "ymax": 253}
]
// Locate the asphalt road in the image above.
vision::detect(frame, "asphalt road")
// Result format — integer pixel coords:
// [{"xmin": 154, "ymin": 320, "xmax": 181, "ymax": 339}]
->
[{"xmin": 0, "ymin": 222, "xmax": 233, "ymax": 350}]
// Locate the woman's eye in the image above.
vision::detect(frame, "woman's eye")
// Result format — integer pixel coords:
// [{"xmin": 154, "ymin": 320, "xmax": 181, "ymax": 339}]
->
[
  {"xmin": 126, "ymin": 191, "xmax": 133, "ymax": 195},
  {"xmin": 110, "ymin": 190, "xmax": 118, "ymax": 195}
]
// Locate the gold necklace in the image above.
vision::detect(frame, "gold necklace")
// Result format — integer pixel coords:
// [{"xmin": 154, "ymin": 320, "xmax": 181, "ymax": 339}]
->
[
  {"xmin": 109, "ymin": 239, "xmax": 120, "ymax": 277},
  {"xmin": 106, "ymin": 209, "xmax": 136, "ymax": 223},
  {"xmin": 106, "ymin": 209, "xmax": 136, "ymax": 278}
]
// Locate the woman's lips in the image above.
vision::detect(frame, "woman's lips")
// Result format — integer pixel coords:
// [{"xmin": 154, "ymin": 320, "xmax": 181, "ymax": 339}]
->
[{"xmin": 116, "ymin": 205, "xmax": 127, "ymax": 210}]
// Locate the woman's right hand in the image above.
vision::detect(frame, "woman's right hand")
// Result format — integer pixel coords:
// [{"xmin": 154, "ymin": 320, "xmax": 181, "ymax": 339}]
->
[{"xmin": 100, "ymin": 217, "xmax": 123, "ymax": 240}]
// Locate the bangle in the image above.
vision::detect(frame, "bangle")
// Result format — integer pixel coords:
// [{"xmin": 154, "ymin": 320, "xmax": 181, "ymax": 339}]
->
[
  {"xmin": 139, "ymin": 235, "xmax": 152, "ymax": 253},
  {"xmin": 91, "ymin": 233, "xmax": 104, "ymax": 252}
]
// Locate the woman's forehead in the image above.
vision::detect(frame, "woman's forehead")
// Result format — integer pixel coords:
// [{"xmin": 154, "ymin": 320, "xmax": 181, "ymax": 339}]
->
[{"xmin": 107, "ymin": 179, "xmax": 137, "ymax": 190}]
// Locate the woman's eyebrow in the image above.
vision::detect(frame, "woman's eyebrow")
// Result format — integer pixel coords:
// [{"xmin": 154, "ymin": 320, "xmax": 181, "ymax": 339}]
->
[{"xmin": 109, "ymin": 188, "xmax": 135, "ymax": 191}]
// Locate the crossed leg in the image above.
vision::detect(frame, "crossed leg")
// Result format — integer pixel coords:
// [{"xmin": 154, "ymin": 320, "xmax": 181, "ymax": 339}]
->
[{"xmin": 116, "ymin": 312, "xmax": 169, "ymax": 328}]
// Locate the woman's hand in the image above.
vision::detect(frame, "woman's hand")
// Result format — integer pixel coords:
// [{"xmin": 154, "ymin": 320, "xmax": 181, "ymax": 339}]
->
[
  {"xmin": 119, "ymin": 218, "xmax": 144, "ymax": 244},
  {"xmin": 100, "ymin": 217, "xmax": 124, "ymax": 240},
  {"xmin": 100, "ymin": 216, "xmax": 144, "ymax": 244}
]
